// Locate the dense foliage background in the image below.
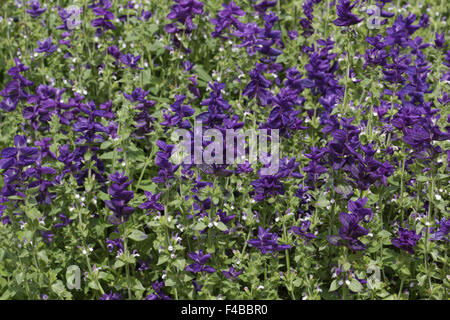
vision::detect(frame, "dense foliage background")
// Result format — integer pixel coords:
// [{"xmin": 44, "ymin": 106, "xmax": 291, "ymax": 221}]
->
[{"xmin": 0, "ymin": 0, "xmax": 448, "ymax": 300}]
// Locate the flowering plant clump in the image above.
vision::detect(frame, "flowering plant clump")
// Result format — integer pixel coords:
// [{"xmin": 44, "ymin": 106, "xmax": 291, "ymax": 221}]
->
[{"xmin": 0, "ymin": 0, "xmax": 448, "ymax": 300}]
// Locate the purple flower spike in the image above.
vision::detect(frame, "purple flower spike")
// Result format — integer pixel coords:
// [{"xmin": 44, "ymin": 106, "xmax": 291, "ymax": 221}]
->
[
  {"xmin": 26, "ymin": 0, "xmax": 46, "ymax": 18},
  {"xmin": 392, "ymin": 228, "xmax": 422, "ymax": 254},
  {"xmin": 290, "ymin": 221, "xmax": 316, "ymax": 242},
  {"xmin": 222, "ymin": 266, "xmax": 242, "ymax": 281},
  {"xmin": 165, "ymin": 0, "xmax": 204, "ymax": 34},
  {"xmin": 185, "ymin": 250, "xmax": 216, "ymax": 274},
  {"xmin": 243, "ymin": 63, "xmax": 272, "ymax": 106},
  {"xmin": 248, "ymin": 226, "xmax": 291, "ymax": 255},
  {"xmin": 139, "ymin": 191, "xmax": 164, "ymax": 214},
  {"xmin": 333, "ymin": 0, "xmax": 364, "ymax": 27},
  {"xmin": 99, "ymin": 291, "xmax": 122, "ymax": 300},
  {"xmin": 105, "ymin": 172, "xmax": 135, "ymax": 225},
  {"xmin": 35, "ymin": 37, "xmax": 58, "ymax": 54},
  {"xmin": 145, "ymin": 280, "xmax": 172, "ymax": 300}
]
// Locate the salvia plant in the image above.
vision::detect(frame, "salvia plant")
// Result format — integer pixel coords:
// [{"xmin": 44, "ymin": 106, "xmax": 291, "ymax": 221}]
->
[{"xmin": 0, "ymin": 0, "xmax": 448, "ymax": 300}]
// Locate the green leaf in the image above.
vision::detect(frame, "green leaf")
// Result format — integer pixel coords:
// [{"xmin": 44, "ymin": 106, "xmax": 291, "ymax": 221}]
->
[
  {"xmin": 168, "ymin": 199, "xmax": 181, "ymax": 207},
  {"xmin": 216, "ymin": 222, "xmax": 228, "ymax": 232},
  {"xmin": 348, "ymin": 279, "xmax": 363, "ymax": 293},
  {"xmin": 400, "ymin": 266, "xmax": 411, "ymax": 277},
  {"xmin": 342, "ymin": 263, "xmax": 351, "ymax": 272},
  {"xmin": 329, "ymin": 279, "xmax": 340, "ymax": 292},
  {"xmin": 334, "ymin": 184, "xmax": 353, "ymax": 198},
  {"xmin": 128, "ymin": 229, "xmax": 148, "ymax": 242},
  {"xmin": 316, "ymin": 195, "xmax": 330, "ymax": 208},
  {"xmin": 113, "ymin": 260, "xmax": 125, "ymax": 269},
  {"xmin": 99, "ymin": 151, "xmax": 115, "ymax": 160},
  {"xmin": 133, "ymin": 279, "xmax": 145, "ymax": 291},
  {"xmin": 37, "ymin": 251, "xmax": 49, "ymax": 264},
  {"xmin": 157, "ymin": 256, "xmax": 169, "ymax": 266},
  {"xmin": 100, "ymin": 141, "xmax": 112, "ymax": 150},
  {"xmin": 25, "ymin": 208, "xmax": 42, "ymax": 220},
  {"xmin": 377, "ymin": 230, "xmax": 392, "ymax": 239},
  {"xmin": 0, "ymin": 289, "xmax": 15, "ymax": 300},
  {"xmin": 293, "ymin": 278, "xmax": 302, "ymax": 288},
  {"xmin": 109, "ymin": 231, "xmax": 121, "ymax": 240},
  {"xmin": 51, "ymin": 280, "xmax": 72, "ymax": 299},
  {"xmin": 174, "ymin": 259, "xmax": 186, "ymax": 271},
  {"xmin": 165, "ymin": 278, "xmax": 176, "ymax": 287},
  {"xmin": 88, "ymin": 281, "xmax": 100, "ymax": 290},
  {"xmin": 416, "ymin": 175, "xmax": 428, "ymax": 182},
  {"xmin": 192, "ymin": 222, "xmax": 206, "ymax": 231},
  {"xmin": 97, "ymin": 191, "xmax": 109, "ymax": 201},
  {"xmin": 147, "ymin": 24, "xmax": 159, "ymax": 34},
  {"xmin": 183, "ymin": 273, "xmax": 194, "ymax": 282},
  {"xmin": 195, "ymin": 65, "xmax": 212, "ymax": 83}
]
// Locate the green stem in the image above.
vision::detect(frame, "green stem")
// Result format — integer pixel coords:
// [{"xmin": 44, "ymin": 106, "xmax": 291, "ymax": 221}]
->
[
  {"xmin": 77, "ymin": 206, "xmax": 104, "ymax": 295},
  {"xmin": 18, "ymin": 254, "xmax": 32, "ymax": 299},
  {"xmin": 399, "ymin": 145, "xmax": 406, "ymax": 223},
  {"xmin": 424, "ymin": 167, "xmax": 436, "ymax": 294},
  {"xmin": 397, "ymin": 279, "xmax": 404, "ymax": 299},
  {"xmin": 324, "ymin": 0, "xmax": 329, "ymax": 39},
  {"xmin": 282, "ymin": 219, "xmax": 295, "ymax": 299},
  {"xmin": 121, "ymin": 226, "xmax": 132, "ymax": 299},
  {"xmin": 341, "ymin": 40, "xmax": 351, "ymax": 116}
]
